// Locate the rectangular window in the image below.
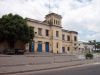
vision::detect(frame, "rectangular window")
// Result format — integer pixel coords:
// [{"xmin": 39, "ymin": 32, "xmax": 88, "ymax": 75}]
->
[
  {"xmin": 62, "ymin": 34, "xmax": 65, "ymax": 40},
  {"xmin": 45, "ymin": 29, "xmax": 49, "ymax": 36},
  {"xmin": 67, "ymin": 47, "xmax": 70, "ymax": 51},
  {"xmin": 56, "ymin": 31, "xmax": 59, "ymax": 37},
  {"xmin": 38, "ymin": 28, "xmax": 42, "ymax": 36},
  {"xmin": 56, "ymin": 42, "xmax": 58, "ymax": 48},
  {"xmin": 67, "ymin": 35, "xmax": 70, "ymax": 41},
  {"xmin": 62, "ymin": 47, "xmax": 65, "ymax": 52}
]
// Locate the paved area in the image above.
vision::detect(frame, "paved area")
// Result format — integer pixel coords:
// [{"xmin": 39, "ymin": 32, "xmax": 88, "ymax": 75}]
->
[{"xmin": 0, "ymin": 53, "xmax": 100, "ymax": 75}]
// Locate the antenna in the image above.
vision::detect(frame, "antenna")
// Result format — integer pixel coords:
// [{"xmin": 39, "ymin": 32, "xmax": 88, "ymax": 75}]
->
[
  {"xmin": 49, "ymin": 0, "xmax": 51, "ymax": 13},
  {"xmin": 56, "ymin": 5, "xmax": 59, "ymax": 14}
]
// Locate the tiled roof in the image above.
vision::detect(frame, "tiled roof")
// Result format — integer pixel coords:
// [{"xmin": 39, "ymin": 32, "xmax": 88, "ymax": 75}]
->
[{"xmin": 26, "ymin": 18, "xmax": 48, "ymax": 25}]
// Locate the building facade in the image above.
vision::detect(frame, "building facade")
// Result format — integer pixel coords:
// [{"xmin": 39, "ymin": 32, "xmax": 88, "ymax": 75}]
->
[
  {"xmin": 26, "ymin": 13, "xmax": 78, "ymax": 54},
  {"xmin": 77, "ymin": 41, "xmax": 94, "ymax": 54}
]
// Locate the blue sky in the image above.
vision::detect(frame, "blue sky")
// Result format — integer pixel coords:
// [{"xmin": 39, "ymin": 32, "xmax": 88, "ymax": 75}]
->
[{"xmin": 0, "ymin": 0, "xmax": 100, "ymax": 42}]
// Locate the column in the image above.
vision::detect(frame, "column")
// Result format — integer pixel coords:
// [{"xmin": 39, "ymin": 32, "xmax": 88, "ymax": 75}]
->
[
  {"xmin": 34, "ymin": 42, "xmax": 38, "ymax": 53},
  {"xmin": 42, "ymin": 42, "xmax": 45, "ymax": 52}
]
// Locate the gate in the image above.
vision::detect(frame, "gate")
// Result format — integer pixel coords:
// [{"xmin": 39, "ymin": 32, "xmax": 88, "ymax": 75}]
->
[{"xmin": 45, "ymin": 42, "xmax": 49, "ymax": 52}]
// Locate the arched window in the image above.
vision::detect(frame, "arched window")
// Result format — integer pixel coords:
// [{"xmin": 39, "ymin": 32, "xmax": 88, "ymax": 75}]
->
[
  {"xmin": 56, "ymin": 20, "xmax": 57, "ymax": 25},
  {"xmin": 54, "ymin": 19, "xmax": 56, "ymax": 24},
  {"xmin": 74, "ymin": 36, "xmax": 77, "ymax": 41}
]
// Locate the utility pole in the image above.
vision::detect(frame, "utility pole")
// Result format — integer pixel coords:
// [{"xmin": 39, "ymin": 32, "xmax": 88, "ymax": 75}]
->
[{"xmin": 94, "ymin": 40, "xmax": 96, "ymax": 51}]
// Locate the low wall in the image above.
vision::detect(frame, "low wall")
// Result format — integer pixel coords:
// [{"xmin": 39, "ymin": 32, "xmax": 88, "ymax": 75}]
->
[{"xmin": 0, "ymin": 54, "xmax": 80, "ymax": 67}]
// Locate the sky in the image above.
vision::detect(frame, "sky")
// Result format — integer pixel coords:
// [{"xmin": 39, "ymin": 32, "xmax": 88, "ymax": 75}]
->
[{"xmin": 0, "ymin": 0, "xmax": 100, "ymax": 42}]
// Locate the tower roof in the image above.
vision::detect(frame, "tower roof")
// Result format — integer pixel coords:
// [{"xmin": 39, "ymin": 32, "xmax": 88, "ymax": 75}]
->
[{"xmin": 45, "ymin": 13, "xmax": 62, "ymax": 19}]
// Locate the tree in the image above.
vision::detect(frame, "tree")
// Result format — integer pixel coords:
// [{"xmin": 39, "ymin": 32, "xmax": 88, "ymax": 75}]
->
[{"xmin": 0, "ymin": 13, "xmax": 34, "ymax": 49}]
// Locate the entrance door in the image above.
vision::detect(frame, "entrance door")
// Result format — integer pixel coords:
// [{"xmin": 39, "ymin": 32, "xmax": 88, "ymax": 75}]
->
[
  {"xmin": 31, "ymin": 42, "xmax": 34, "ymax": 52},
  {"xmin": 45, "ymin": 42, "xmax": 49, "ymax": 52},
  {"xmin": 62, "ymin": 47, "xmax": 65, "ymax": 53},
  {"xmin": 38, "ymin": 41, "xmax": 42, "ymax": 52}
]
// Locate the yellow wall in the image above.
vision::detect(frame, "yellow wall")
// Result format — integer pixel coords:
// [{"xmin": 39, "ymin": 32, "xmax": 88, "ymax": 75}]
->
[
  {"xmin": 50, "ymin": 26, "xmax": 62, "ymax": 53},
  {"xmin": 27, "ymin": 13, "xmax": 78, "ymax": 54}
]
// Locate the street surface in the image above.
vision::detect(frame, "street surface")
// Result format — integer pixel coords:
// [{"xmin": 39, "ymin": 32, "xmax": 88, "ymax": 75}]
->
[{"xmin": 13, "ymin": 63, "xmax": 100, "ymax": 75}]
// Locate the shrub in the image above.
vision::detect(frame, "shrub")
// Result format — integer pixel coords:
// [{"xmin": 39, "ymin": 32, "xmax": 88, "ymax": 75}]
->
[{"xmin": 85, "ymin": 53, "xmax": 93, "ymax": 59}]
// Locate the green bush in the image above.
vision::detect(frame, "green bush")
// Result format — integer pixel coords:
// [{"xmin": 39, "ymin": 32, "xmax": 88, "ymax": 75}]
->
[{"xmin": 85, "ymin": 53, "xmax": 93, "ymax": 59}]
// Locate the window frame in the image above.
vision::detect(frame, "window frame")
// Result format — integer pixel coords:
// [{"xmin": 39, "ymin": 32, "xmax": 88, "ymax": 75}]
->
[
  {"xmin": 62, "ymin": 34, "xmax": 65, "ymax": 40},
  {"xmin": 74, "ymin": 36, "xmax": 77, "ymax": 41},
  {"xmin": 38, "ymin": 28, "xmax": 42, "ymax": 36},
  {"xmin": 56, "ymin": 42, "xmax": 58, "ymax": 48},
  {"xmin": 45, "ymin": 29, "xmax": 49, "ymax": 36},
  {"xmin": 67, "ymin": 35, "xmax": 70, "ymax": 41},
  {"xmin": 56, "ymin": 31, "xmax": 59, "ymax": 37}
]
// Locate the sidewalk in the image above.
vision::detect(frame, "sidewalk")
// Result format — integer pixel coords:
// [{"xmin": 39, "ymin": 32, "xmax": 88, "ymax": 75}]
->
[{"xmin": 0, "ymin": 58, "xmax": 100, "ymax": 75}]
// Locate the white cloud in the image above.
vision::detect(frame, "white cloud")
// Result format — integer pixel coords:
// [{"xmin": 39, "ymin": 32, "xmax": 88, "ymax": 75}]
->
[{"xmin": 0, "ymin": 0, "xmax": 100, "ymax": 41}]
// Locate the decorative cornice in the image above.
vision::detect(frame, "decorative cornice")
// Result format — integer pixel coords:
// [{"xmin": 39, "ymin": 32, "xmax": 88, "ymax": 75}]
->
[{"xmin": 62, "ymin": 29, "xmax": 78, "ymax": 34}]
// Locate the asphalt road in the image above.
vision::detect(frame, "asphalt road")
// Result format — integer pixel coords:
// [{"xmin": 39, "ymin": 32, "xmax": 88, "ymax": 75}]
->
[{"xmin": 11, "ymin": 63, "xmax": 100, "ymax": 75}]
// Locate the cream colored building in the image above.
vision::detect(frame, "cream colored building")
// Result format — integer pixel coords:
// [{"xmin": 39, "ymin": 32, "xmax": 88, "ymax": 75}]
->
[
  {"xmin": 26, "ymin": 13, "xmax": 78, "ymax": 54},
  {"xmin": 77, "ymin": 41, "xmax": 94, "ymax": 54}
]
